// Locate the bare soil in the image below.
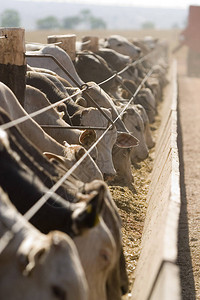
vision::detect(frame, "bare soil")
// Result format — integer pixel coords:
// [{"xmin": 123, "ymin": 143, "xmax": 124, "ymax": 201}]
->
[{"xmin": 176, "ymin": 49, "xmax": 200, "ymax": 300}]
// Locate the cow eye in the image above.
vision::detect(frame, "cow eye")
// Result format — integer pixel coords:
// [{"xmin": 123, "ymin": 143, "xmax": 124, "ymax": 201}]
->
[
  {"xmin": 135, "ymin": 125, "xmax": 141, "ymax": 132},
  {"xmin": 51, "ymin": 285, "xmax": 66, "ymax": 300},
  {"xmin": 117, "ymin": 43, "xmax": 122, "ymax": 47}
]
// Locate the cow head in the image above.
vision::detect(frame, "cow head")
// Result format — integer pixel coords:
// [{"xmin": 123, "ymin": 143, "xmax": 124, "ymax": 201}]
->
[
  {"xmin": 104, "ymin": 35, "xmax": 141, "ymax": 60},
  {"xmin": 43, "ymin": 143, "xmax": 103, "ymax": 183}
]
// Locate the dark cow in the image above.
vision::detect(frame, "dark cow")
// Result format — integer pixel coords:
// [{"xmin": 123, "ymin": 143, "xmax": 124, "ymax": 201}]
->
[{"xmin": 0, "ymin": 124, "xmax": 103, "ymax": 237}]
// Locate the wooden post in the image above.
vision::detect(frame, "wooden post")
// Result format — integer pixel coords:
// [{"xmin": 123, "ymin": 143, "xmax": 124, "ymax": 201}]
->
[
  {"xmin": 0, "ymin": 27, "xmax": 26, "ymax": 106},
  {"xmin": 81, "ymin": 36, "xmax": 99, "ymax": 52},
  {"xmin": 47, "ymin": 34, "xmax": 76, "ymax": 61}
]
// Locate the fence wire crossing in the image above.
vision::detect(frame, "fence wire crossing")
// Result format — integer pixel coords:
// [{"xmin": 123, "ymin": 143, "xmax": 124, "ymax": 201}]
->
[{"xmin": 0, "ymin": 43, "xmax": 164, "ymax": 253}]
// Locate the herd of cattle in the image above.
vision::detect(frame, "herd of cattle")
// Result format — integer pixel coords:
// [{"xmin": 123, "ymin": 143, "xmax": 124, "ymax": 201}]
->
[{"xmin": 0, "ymin": 33, "xmax": 168, "ymax": 299}]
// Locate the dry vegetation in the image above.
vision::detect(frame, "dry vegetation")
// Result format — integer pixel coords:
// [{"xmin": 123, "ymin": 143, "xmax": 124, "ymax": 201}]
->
[
  {"xmin": 25, "ymin": 28, "xmax": 180, "ymax": 46},
  {"xmin": 109, "ymin": 105, "xmax": 162, "ymax": 292}
]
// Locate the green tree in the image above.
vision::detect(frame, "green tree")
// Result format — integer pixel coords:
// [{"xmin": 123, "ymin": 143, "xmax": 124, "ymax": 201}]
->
[
  {"xmin": 36, "ymin": 16, "xmax": 60, "ymax": 30},
  {"xmin": 89, "ymin": 17, "xmax": 106, "ymax": 29},
  {"xmin": 62, "ymin": 16, "xmax": 81, "ymax": 29},
  {"xmin": 141, "ymin": 21, "xmax": 155, "ymax": 29},
  {"xmin": 0, "ymin": 9, "xmax": 21, "ymax": 27}
]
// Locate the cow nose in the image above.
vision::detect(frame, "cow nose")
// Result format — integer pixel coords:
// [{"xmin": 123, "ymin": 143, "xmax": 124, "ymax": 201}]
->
[{"xmin": 103, "ymin": 173, "xmax": 116, "ymax": 182}]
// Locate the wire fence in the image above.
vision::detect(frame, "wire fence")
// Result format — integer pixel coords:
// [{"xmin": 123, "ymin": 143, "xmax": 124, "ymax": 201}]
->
[{"xmin": 0, "ymin": 41, "xmax": 166, "ymax": 253}]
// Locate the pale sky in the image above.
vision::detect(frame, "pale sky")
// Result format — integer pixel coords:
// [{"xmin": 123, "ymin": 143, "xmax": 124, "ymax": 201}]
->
[{"xmin": 38, "ymin": 0, "xmax": 200, "ymax": 9}]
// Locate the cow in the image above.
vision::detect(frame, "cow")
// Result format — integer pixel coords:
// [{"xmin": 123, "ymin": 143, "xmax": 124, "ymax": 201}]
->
[
  {"xmin": 0, "ymin": 127, "xmax": 104, "ymax": 236},
  {"xmin": 0, "ymin": 82, "xmax": 103, "ymax": 183},
  {"xmin": 97, "ymin": 48, "xmax": 131, "ymax": 72},
  {"xmin": 134, "ymin": 104, "xmax": 155, "ymax": 149},
  {"xmin": 120, "ymin": 106, "xmax": 149, "ymax": 163},
  {"xmin": 0, "ymin": 118, "xmax": 127, "ymax": 300},
  {"xmin": 120, "ymin": 80, "xmax": 157, "ymax": 124},
  {"xmin": 0, "ymin": 188, "xmax": 88, "ymax": 300},
  {"xmin": 75, "ymin": 52, "xmax": 120, "ymax": 97},
  {"xmin": 83, "ymin": 179, "xmax": 129, "ymax": 299},
  {"xmin": 71, "ymin": 107, "xmax": 118, "ymax": 180},
  {"xmin": 26, "ymin": 44, "xmax": 84, "ymax": 87},
  {"xmin": 24, "ymin": 76, "xmax": 139, "ymax": 182},
  {"xmin": 24, "ymin": 85, "xmax": 118, "ymax": 179},
  {"xmin": 0, "ymin": 133, "xmax": 121, "ymax": 300},
  {"xmin": 78, "ymin": 81, "xmax": 139, "ymax": 184},
  {"xmin": 103, "ymin": 35, "xmax": 141, "ymax": 60}
]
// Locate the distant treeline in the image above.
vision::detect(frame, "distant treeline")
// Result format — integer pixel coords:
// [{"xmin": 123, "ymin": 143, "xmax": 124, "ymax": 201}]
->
[{"xmin": 0, "ymin": 9, "xmax": 107, "ymax": 30}]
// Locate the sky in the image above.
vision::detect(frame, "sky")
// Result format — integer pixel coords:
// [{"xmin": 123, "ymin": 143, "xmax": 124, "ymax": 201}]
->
[{"xmin": 31, "ymin": 0, "xmax": 199, "ymax": 9}]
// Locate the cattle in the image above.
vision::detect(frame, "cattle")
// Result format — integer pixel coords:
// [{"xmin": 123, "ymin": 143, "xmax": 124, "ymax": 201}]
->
[
  {"xmin": 24, "ymin": 74, "xmax": 139, "ymax": 183},
  {"xmin": 97, "ymin": 48, "xmax": 131, "ymax": 72},
  {"xmin": 26, "ymin": 44, "xmax": 84, "ymax": 87},
  {"xmin": 0, "ymin": 126, "xmax": 104, "ymax": 236},
  {"xmin": 134, "ymin": 104, "xmax": 155, "ymax": 149},
  {"xmin": 104, "ymin": 35, "xmax": 141, "ymax": 60},
  {"xmin": 24, "ymin": 85, "xmax": 117, "ymax": 178},
  {"xmin": 84, "ymin": 179, "xmax": 129, "ymax": 299},
  {"xmin": 0, "ymin": 113, "xmax": 127, "ymax": 300},
  {"xmin": 120, "ymin": 80, "xmax": 157, "ymax": 124},
  {"xmin": 120, "ymin": 106, "xmax": 149, "ymax": 163},
  {"xmin": 78, "ymin": 81, "xmax": 139, "ymax": 184},
  {"xmin": 75, "ymin": 179, "xmax": 128, "ymax": 300},
  {"xmin": 71, "ymin": 107, "xmax": 118, "ymax": 179},
  {"xmin": 0, "ymin": 188, "xmax": 88, "ymax": 300},
  {"xmin": 0, "ymin": 82, "xmax": 103, "ymax": 183},
  {"xmin": 135, "ymin": 87, "xmax": 157, "ymax": 123},
  {"xmin": 75, "ymin": 52, "xmax": 120, "ymax": 97}
]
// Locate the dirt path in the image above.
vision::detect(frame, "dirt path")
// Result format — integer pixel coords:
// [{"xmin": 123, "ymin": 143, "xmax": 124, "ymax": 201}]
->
[{"xmin": 177, "ymin": 56, "xmax": 200, "ymax": 299}]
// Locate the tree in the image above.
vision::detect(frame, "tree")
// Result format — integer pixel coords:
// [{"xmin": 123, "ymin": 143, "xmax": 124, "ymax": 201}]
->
[
  {"xmin": 62, "ymin": 16, "xmax": 81, "ymax": 29},
  {"xmin": 0, "ymin": 9, "xmax": 21, "ymax": 27},
  {"xmin": 89, "ymin": 17, "xmax": 106, "ymax": 29},
  {"xmin": 36, "ymin": 16, "xmax": 60, "ymax": 30},
  {"xmin": 141, "ymin": 21, "xmax": 155, "ymax": 30}
]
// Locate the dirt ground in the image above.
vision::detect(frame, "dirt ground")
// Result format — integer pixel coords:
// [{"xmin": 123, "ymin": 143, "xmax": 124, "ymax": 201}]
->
[{"xmin": 175, "ymin": 48, "xmax": 200, "ymax": 300}]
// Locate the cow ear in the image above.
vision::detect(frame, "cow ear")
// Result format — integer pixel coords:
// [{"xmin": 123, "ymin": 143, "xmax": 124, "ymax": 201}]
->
[
  {"xmin": 115, "ymin": 132, "xmax": 139, "ymax": 148},
  {"xmin": 18, "ymin": 247, "xmax": 46, "ymax": 277},
  {"xmin": 121, "ymin": 111, "xmax": 127, "ymax": 121},
  {"xmin": 75, "ymin": 147, "xmax": 85, "ymax": 161},
  {"xmin": 75, "ymin": 97, "xmax": 87, "ymax": 107},
  {"xmin": 79, "ymin": 129, "xmax": 96, "ymax": 147},
  {"xmin": 72, "ymin": 185, "xmax": 105, "ymax": 235}
]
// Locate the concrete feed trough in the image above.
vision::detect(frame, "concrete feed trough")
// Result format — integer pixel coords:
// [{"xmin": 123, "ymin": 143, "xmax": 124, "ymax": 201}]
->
[{"xmin": 131, "ymin": 60, "xmax": 181, "ymax": 300}]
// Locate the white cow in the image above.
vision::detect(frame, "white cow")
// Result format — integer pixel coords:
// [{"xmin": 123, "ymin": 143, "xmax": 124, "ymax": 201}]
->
[
  {"xmin": 134, "ymin": 104, "xmax": 155, "ymax": 149},
  {"xmin": 26, "ymin": 44, "xmax": 84, "ymax": 87},
  {"xmin": 24, "ymin": 85, "xmax": 118, "ymax": 178},
  {"xmin": 104, "ymin": 35, "xmax": 141, "ymax": 60},
  {"xmin": 76, "ymin": 107, "xmax": 118, "ymax": 179},
  {"xmin": 0, "ymin": 82, "xmax": 103, "ymax": 182},
  {"xmin": 0, "ymin": 187, "xmax": 88, "ymax": 300},
  {"xmin": 121, "ymin": 106, "xmax": 149, "ymax": 163}
]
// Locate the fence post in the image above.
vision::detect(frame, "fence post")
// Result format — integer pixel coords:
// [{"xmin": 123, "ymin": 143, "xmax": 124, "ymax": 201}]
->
[
  {"xmin": 47, "ymin": 34, "xmax": 76, "ymax": 61},
  {"xmin": 81, "ymin": 36, "xmax": 99, "ymax": 52},
  {"xmin": 0, "ymin": 27, "xmax": 26, "ymax": 106}
]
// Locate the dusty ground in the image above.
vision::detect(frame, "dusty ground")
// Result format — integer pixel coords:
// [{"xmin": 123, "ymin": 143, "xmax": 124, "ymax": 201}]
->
[{"xmin": 175, "ymin": 48, "xmax": 200, "ymax": 300}]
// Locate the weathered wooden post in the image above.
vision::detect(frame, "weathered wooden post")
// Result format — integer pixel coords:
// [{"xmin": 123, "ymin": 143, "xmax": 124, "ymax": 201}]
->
[
  {"xmin": 81, "ymin": 36, "xmax": 99, "ymax": 52},
  {"xmin": 47, "ymin": 34, "xmax": 76, "ymax": 61},
  {"xmin": 0, "ymin": 27, "xmax": 26, "ymax": 106}
]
